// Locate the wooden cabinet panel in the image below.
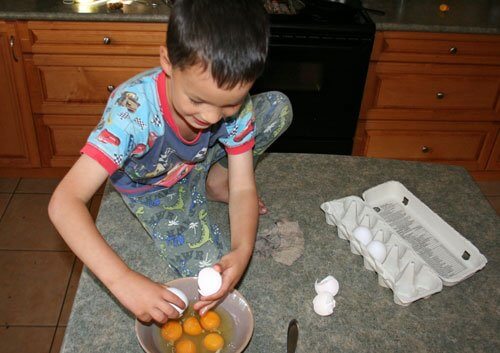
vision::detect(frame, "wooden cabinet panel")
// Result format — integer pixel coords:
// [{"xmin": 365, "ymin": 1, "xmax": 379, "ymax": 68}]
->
[
  {"xmin": 359, "ymin": 121, "xmax": 497, "ymax": 170},
  {"xmin": 486, "ymin": 131, "xmax": 500, "ymax": 171},
  {"xmin": 0, "ymin": 22, "xmax": 39, "ymax": 167}
]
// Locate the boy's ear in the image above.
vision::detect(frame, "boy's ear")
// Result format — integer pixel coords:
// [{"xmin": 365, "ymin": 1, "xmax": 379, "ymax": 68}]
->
[{"xmin": 159, "ymin": 46, "xmax": 173, "ymax": 77}]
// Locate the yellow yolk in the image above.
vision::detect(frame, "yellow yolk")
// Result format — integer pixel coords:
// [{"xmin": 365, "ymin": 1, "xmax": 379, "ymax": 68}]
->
[
  {"xmin": 200, "ymin": 310, "xmax": 221, "ymax": 331},
  {"xmin": 203, "ymin": 332, "xmax": 224, "ymax": 351},
  {"xmin": 160, "ymin": 320, "xmax": 183, "ymax": 342},
  {"xmin": 175, "ymin": 338, "xmax": 197, "ymax": 353},
  {"xmin": 183, "ymin": 316, "xmax": 203, "ymax": 336}
]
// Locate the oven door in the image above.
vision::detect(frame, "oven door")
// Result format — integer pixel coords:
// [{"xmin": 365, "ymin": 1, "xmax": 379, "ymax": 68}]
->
[{"xmin": 251, "ymin": 31, "xmax": 373, "ymax": 154}]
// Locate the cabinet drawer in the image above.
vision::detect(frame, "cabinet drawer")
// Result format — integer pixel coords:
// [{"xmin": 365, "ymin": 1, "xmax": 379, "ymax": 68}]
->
[
  {"xmin": 25, "ymin": 55, "xmax": 157, "ymax": 115},
  {"xmin": 36, "ymin": 114, "xmax": 99, "ymax": 167},
  {"xmin": 19, "ymin": 21, "xmax": 166, "ymax": 55},
  {"xmin": 372, "ymin": 31, "xmax": 500, "ymax": 65},
  {"xmin": 361, "ymin": 62, "xmax": 500, "ymax": 121},
  {"xmin": 360, "ymin": 121, "xmax": 497, "ymax": 171}
]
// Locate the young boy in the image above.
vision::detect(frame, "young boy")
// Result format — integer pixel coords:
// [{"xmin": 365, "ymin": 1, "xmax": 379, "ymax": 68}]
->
[{"xmin": 49, "ymin": 0, "xmax": 292, "ymax": 324}]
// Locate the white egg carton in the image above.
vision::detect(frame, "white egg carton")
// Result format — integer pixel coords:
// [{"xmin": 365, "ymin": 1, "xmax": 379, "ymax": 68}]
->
[{"xmin": 320, "ymin": 181, "xmax": 487, "ymax": 306}]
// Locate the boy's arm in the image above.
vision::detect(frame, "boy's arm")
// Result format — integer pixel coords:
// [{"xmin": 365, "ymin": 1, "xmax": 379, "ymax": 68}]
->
[{"xmin": 49, "ymin": 154, "xmax": 185, "ymax": 323}]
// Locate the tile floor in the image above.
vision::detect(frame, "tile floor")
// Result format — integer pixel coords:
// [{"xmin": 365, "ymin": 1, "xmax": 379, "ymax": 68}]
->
[{"xmin": 0, "ymin": 177, "xmax": 498, "ymax": 353}]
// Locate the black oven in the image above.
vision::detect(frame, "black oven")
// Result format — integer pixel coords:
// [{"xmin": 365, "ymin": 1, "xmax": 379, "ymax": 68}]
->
[{"xmin": 252, "ymin": 0, "xmax": 375, "ymax": 154}]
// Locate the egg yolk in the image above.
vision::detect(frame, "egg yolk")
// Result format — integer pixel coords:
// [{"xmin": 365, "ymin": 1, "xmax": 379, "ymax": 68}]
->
[
  {"xmin": 203, "ymin": 333, "xmax": 224, "ymax": 351},
  {"xmin": 160, "ymin": 320, "xmax": 183, "ymax": 342},
  {"xmin": 200, "ymin": 311, "xmax": 221, "ymax": 331},
  {"xmin": 175, "ymin": 338, "xmax": 197, "ymax": 353},
  {"xmin": 183, "ymin": 316, "xmax": 203, "ymax": 336}
]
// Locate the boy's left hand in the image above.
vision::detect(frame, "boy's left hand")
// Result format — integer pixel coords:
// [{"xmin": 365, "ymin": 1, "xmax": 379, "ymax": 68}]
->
[{"xmin": 193, "ymin": 247, "xmax": 251, "ymax": 315}]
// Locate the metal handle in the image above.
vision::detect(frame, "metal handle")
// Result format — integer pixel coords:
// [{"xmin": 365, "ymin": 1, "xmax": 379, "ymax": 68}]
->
[
  {"xmin": 103, "ymin": 36, "xmax": 111, "ymax": 45},
  {"xmin": 421, "ymin": 146, "xmax": 430, "ymax": 153},
  {"xmin": 449, "ymin": 47, "xmax": 458, "ymax": 55},
  {"xmin": 9, "ymin": 36, "xmax": 19, "ymax": 62},
  {"xmin": 436, "ymin": 92, "xmax": 445, "ymax": 99},
  {"xmin": 107, "ymin": 85, "xmax": 115, "ymax": 92}
]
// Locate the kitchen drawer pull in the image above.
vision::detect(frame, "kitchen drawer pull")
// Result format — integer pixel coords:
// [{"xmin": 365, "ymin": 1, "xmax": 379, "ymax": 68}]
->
[
  {"xmin": 421, "ymin": 146, "xmax": 430, "ymax": 153},
  {"xmin": 107, "ymin": 85, "xmax": 115, "ymax": 92},
  {"xmin": 9, "ymin": 36, "xmax": 19, "ymax": 62},
  {"xmin": 449, "ymin": 47, "xmax": 458, "ymax": 55},
  {"xmin": 103, "ymin": 37, "xmax": 111, "ymax": 45},
  {"xmin": 436, "ymin": 92, "xmax": 445, "ymax": 99}
]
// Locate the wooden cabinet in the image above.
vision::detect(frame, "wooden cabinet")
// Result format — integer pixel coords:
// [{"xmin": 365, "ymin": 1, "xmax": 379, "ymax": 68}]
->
[
  {"xmin": 17, "ymin": 21, "xmax": 166, "ymax": 168},
  {"xmin": 0, "ymin": 21, "xmax": 39, "ymax": 168},
  {"xmin": 354, "ymin": 31, "xmax": 500, "ymax": 180}
]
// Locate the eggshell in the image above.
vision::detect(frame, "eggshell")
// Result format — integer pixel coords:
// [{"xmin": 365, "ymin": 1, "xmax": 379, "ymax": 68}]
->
[
  {"xmin": 166, "ymin": 287, "xmax": 188, "ymax": 315},
  {"xmin": 353, "ymin": 226, "xmax": 373, "ymax": 245},
  {"xmin": 367, "ymin": 240, "xmax": 387, "ymax": 262},
  {"xmin": 197, "ymin": 267, "xmax": 222, "ymax": 297},
  {"xmin": 315, "ymin": 275, "xmax": 339, "ymax": 296},
  {"xmin": 313, "ymin": 292, "xmax": 336, "ymax": 316}
]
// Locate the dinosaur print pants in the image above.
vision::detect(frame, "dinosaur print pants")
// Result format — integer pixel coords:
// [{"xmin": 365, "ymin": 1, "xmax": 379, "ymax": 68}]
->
[{"xmin": 120, "ymin": 91, "xmax": 292, "ymax": 277}]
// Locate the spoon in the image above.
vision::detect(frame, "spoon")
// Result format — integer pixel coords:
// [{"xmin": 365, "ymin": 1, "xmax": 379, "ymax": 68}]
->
[{"xmin": 287, "ymin": 319, "xmax": 299, "ymax": 353}]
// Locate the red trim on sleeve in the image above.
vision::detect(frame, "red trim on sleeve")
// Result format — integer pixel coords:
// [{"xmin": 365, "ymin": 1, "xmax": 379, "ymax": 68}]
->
[
  {"xmin": 225, "ymin": 139, "xmax": 255, "ymax": 155},
  {"xmin": 80, "ymin": 143, "xmax": 119, "ymax": 175}
]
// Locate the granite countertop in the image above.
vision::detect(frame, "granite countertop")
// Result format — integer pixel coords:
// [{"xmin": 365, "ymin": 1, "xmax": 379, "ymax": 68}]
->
[
  {"xmin": 61, "ymin": 154, "xmax": 499, "ymax": 353},
  {"xmin": 0, "ymin": 0, "xmax": 499, "ymax": 34}
]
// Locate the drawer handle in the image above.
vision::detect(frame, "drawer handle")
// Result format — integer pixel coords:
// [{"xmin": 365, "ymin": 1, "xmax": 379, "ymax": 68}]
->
[
  {"xmin": 449, "ymin": 47, "xmax": 458, "ymax": 55},
  {"xmin": 421, "ymin": 146, "xmax": 431, "ymax": 153},
  {"xmin": 103, "ymin": 37, "xmax": 111, "ymax": 45},
  {"xmin": 9, "ymin": 36, "xmax": 19, "ymax": 62},
  {"xmin": 107, "ymin": 85, "xmax": 115, "ymax": 92},
  {"xmin": 436, "ymin": 92, "xmax": 445, "ymax": 99}
]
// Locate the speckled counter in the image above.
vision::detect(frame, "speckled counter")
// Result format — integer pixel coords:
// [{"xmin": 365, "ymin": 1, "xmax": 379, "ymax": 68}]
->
[{"xmin": 61, "ymin": 154, "xmax": 499, "ymax": 353}]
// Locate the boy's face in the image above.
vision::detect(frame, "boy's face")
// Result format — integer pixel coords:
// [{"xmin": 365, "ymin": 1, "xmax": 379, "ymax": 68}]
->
[{"xmin": 160, "ymin": 46, "xmax": 253, "ymax": 134}]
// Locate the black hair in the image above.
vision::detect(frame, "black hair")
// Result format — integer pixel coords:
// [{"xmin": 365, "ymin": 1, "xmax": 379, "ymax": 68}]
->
[{"xmin": 167, "ymin": 0, "xmax": 269, "ymax": 89}]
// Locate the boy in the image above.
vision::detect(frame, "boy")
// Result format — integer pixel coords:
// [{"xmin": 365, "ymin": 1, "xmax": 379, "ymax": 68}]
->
[{"xmin": 49, "ymin": 0, "xmax": 292, "ymax": 324}]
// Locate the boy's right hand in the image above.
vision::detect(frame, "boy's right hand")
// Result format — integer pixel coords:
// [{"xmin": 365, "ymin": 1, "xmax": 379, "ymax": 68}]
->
[{"xmin": 108, "ymin": 269, "xmax": 185, "ymax": 323}]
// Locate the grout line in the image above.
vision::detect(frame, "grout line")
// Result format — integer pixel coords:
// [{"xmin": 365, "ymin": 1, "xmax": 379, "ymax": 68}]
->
[
  {"xmin": 0, "ymin": 192, "xmax": 14, "ymax": 221},
  {"xmin": 11, "ymin": 178, "xmax": 21, "ymax": 194}
]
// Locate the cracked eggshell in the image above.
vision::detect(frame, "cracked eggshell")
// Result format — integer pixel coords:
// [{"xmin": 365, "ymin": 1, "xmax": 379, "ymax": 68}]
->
[
  {"xmin": 197, "ymin": 267, "xmax": 222, "ymax": 297},
  {"xmin": 315, "ymin": 275, "xmax": 339, "ymax": 296},
  {"xmin": 313, "ymin": 292, "xmax": 336, "ymax": 316},
  {"xmin": 367, "ymin": 240, "xmax": 387, "ymax": 262},
  {"xmin": 353, "ymin": 226, "xmax": 373, "ymax": 245},
  {"xmin": 166, "ymin": 287, "xmax": 188, "ymax": 315}
]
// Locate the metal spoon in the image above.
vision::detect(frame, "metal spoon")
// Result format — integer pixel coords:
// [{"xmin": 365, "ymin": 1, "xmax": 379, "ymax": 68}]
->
[{"xmin": 287, "ymin": 319, "xmax": 299, "ymax": 353}]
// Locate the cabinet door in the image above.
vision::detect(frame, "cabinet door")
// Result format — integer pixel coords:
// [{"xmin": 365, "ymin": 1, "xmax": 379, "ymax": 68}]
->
[
  {"xmin": 486, "ymin": 130, "xmax": 500, "ymax": 171},
  {"xmin": 0, "ymin": 22, "xmax": 39, "ymax": 167}
]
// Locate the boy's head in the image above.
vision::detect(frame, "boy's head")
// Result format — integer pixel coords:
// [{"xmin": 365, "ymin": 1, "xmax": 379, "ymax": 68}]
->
[{"xmin": 165, "ymin": 0, "xmax": 269, "ymax": 89}]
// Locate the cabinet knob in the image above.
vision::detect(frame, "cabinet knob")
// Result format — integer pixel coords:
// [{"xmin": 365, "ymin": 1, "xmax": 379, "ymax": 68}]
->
[
  {"xmin": 436, "ymin": 92, "xmax": 445, "ymax": 99},
  {"xmin": 421, "ymin": 146, "xmax": 430, "ymax": 153},
  {"xmin": 107, "ymin": 85, "xmax": 115, "ymax": 92},
  {"xmin": 103, "ymin": 37, "xmax": 111, "ymax": 45},
  {"xmin": 449, "ymin": 47, "xmax": 458, "ymax": 55}
]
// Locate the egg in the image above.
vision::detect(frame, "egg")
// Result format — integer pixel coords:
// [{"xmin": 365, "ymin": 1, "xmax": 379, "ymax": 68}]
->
[
  {"xmin": 313, "ymin": 292, "xmax": 336, "ymax": 316},
  {"xmin": 197, "ymin": 267, "xmax": 222, "ymax": 297},
  {"xmin": 166, "ymin": 287, "xmax": 188, "ymax": 315},
  {"xmin": 315, "ymin": 275, "xmax": 339, "ymax": 296},
  {"xmin": 367, "ymin": 240, "xmax": 387, "ymax": 262},
  {"xmin": 352, "ymin": 226, "xmax": 373, "ymax": 245}
]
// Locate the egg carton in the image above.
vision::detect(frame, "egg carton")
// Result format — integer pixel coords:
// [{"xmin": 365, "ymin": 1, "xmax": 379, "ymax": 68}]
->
[{"xmin": 320, "ymin": 181, "xmax": 487, "ymax": 306}]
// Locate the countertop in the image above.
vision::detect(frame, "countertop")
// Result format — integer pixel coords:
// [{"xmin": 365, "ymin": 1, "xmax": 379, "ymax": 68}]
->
[
  {"xmin": 61, "ymin": 154, "xmax": 499, "ymax": 353},
  {"xmin": 0, "ymin": 0, "xmax": 499, "ymax": 34}
]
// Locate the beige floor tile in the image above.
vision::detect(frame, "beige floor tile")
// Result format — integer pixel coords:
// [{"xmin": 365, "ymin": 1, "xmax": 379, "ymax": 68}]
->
[
  {"xmin": 50, "ymin": 326, "xmax": 66, "ymax": 353},
  {"xmin": 487, "ymin": 196, "xmax": 500, "ymax": 215},
  {"xmin": 0, "ymin": 194, "xmax": 68, "ymax": 251},
  {"xmin": 16, "ymin": 178, "xmax": 61, "ymax": 194},
  {"xmin": 476, "ymin": 181, "xmax": 500, "ymax": 196},
  {"xmin": 0, "ymin": 326, "xmax": 55, "ymax": 353},
  {"xmin": 0, "ymin": 178, "xmax": 19, "ymax": 193},
  {"xmin": 89, "ymin": 194, "xmax": 103, "ymax": 221},
  {"xmin": 59, "ymin": 259, "xmax": 83, "ymax": 326},
  {"xmin": 0, "ymin": 251, "xmax": 74, "ymax": 326},
  {"xmin": 0, "ymin": 194, "xmax": 11, "ymax": 218}
]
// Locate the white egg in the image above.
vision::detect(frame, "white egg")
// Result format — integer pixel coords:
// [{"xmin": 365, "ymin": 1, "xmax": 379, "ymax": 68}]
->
[
  {"xmin": 315, "ymin": 275, "xmax": 339, "ymax": 296},
  {"xmin": 197, "ymin": 267, "xmax": 222, "ymax": 297},
  {"xmin": 367, "ymin": 240, "xmax": 387, "ymax": 262},
  {"xmin": 352, "ymin": 226, "xmax": 373, "ymax": 245},
  {"xmin": 166, "ymin": 287, "xmax": 188, "ymax": 315},
  {"xmin": 313, "ymin": 292, "xmax": 336, "ymax": 316}
]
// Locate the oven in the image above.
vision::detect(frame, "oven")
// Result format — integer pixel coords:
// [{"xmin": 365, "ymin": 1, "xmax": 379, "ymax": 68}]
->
[{"xmin": 252, "ymin": 0, "xmax": 375, "ymax": 154}]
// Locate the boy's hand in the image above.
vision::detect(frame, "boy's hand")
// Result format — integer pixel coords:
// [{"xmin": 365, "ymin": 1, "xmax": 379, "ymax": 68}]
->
[
  {"xmin": 109, "ymin": 269, "xmax": 186, "ymax": 323},
  {"xmin": 193, "ymin": 247, "xmax": 251, "ymax": 315}
]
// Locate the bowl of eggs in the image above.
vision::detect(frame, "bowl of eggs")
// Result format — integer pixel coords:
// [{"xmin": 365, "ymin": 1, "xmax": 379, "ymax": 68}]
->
[{"xmin": 135, "ymin": 275, "xmax": 254, "ymax": 353}]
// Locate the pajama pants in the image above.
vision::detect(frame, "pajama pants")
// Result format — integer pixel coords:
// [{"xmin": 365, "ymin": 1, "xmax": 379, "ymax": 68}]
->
[{"xmin": 120, "ymin": 91, "xmax": 292, "ymax": 277}]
